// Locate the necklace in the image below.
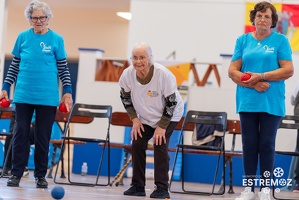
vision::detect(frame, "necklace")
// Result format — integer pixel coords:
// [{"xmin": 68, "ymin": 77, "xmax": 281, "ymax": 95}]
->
[
  {"xmin": 254, "ymin": 31, "xmax": 271, "ymax": 46},
  {"xmin": 257, "ymin": 38, "xmax": 267, "ymax": 46}
]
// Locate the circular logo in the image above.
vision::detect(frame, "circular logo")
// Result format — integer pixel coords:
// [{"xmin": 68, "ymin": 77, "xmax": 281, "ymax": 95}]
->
[
  {"xmin": 279, "ymin": 179, "xmax": 287, "ymax": 186},
  {"xmin": 275, "ymin": 188, "xmax": 280, "ymax": 193},
  {"xmin": 273, "ymin": 167, "xmax": 284, "ymax": 178},
  {"xmin": 263, "ymin": 170, "xmax": 271, "ymax": 178},
  {"xmin": 263, "ymin": 187, "xmax": 270, "ymax": 194}
]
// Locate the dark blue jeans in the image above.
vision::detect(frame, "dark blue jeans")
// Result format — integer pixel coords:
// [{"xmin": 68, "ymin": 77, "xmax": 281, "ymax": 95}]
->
[
  {"xmin": 239, "ymin": 112, "xmax": 281, "ymax": 191},
  {"xmin": 11, "ymin": 103, "xmax": 56, "ymax": 178}
]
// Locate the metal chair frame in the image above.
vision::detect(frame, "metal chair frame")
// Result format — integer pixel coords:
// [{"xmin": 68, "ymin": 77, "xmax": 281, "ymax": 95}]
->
[
  {"xmin": 47, "ymin": 122, "xmax": 66, "ymax": 179},
  {"xmin": 169, "ymin": 110, "xmax": 227, "ymax": 196},
  {"xmin": 53, "ymin": 103, "xmax": 112, "ymax": 187},
  {"xmin": 273, "ymin": 115, "xmax": 299, "ymax": 200}
]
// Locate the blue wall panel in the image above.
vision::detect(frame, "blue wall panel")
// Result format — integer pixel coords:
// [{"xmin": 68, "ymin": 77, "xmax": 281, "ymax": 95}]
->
[{"xmin": 72, "ymin": 143, "xmax": 122, "ymax": 176}]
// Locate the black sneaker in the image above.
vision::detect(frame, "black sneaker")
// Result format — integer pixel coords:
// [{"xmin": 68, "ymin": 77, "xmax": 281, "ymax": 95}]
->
[
  {"xmin": 150, "ymin": 186, "xmax": 170, "ymax": 199},
  {"xmin": 7, "ymin": 175, "xmax": 21, "ymax": 187},
  {"xmin": 35, "ymin": 177, "xmax": 48, "ymax": 188},
  {"xmin": 124, "ymin": 185, "xmax": 146, "ymax": 196},
  {"xmin": 0, "ymin": 168, "xmax": 11, "ymax": 178}
]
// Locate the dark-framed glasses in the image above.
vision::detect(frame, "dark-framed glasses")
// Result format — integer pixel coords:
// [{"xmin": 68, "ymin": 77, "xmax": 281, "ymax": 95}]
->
[{"xmin": 30, "ymin": 16, "xmax": 48, "ymax": 23}]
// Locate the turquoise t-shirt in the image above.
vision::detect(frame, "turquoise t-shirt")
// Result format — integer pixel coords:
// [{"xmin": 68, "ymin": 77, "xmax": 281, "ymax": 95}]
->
[
  {"xmin": 12, "ymin": 28, "xmax": 67, "ymax": 106},
  {"xmin": 231, "ymin": 31, "xmax": 292, "ymax": 117}
]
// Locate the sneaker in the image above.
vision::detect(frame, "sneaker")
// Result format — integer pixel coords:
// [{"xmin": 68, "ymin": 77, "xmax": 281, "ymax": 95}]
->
[
  {"xmin": 0, "ymin": 168, "xmax": 11, "ymax": 177},
  {"xmin": 258, "ymin": 187, "xmax": 271, "ymax": 200},
  {"xmin": 235, "ymin": 187, "xmax": 255, "ymax": 200},
  {"xmin": 293, "ymin": 183, "xmax": 299, "ymax": 193},
  {"xmin": 7, "ymin": 175, "xmax": 21, "ymax": 187},
  {"xmin": 22, "ymin": 167, "xmax": 29, "ymax": 177},
  {"xmin": 123, "ymin": 185, "xmax": 146, "ymax": 196},
  {"xmin": 35, "ymin": 177, "xmax": 48, "ymax": 188},
  {"xmin": 150, "ymin": 186, "xmax": 170, "ymax": 199}
]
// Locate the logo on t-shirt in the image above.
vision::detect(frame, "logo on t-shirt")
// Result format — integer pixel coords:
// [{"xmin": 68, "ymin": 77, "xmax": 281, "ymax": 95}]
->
[
  {"xmin": 263, "ymin": 45, "xmax": 275, "ymax": 53},
  {"xmin": 40, "ymin": 42, "xmax": 52, "ymax": 53},
  {"xmin": 147, "ymin": 90, "xmax": 159, "ymax": 97}
]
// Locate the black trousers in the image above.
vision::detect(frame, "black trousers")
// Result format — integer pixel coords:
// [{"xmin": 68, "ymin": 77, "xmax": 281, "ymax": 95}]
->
[
  {"xmin": 3, "ymin": 112, "xmax": 34, "ymax": 170},
  {"xmin": 11, "ymin": 103, "xmax": 56, "ymax": 178},
  {"xmin": 131, "ymin": 122, "xmax": 178, "ymax": 189}
]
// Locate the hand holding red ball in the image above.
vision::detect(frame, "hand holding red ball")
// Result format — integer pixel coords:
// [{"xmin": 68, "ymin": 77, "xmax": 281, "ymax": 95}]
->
[
  {"xmin": 59, "ymin": 102, "xmax": 68, "ymax": 113},
  {"xmin": 0, "ymin": 98, "xmax": 10, "ymax": 108},
  {"xmin": 240, "ymin": 73, "xmax": 251, "ymax": 81}
]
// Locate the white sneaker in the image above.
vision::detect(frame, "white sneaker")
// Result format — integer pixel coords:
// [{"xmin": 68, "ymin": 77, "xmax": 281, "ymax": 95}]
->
[
  {"xmin": 235, "ymin": 187, "xmax": 255, "ymax": 200},
  {"xmin": 22, "ymin": 167, "xmax": 29, "ymax": 177},
  {"xmin": 258, "ymin": 187, "xmax": 271, "ymax": 200}
]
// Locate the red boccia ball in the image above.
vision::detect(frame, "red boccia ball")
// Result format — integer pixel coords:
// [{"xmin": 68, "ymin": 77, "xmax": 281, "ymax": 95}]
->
[
  {"xmin": 240, "ymin": 73, "xmax": 251, "ymax": 81},
  {"xmin": 59, "ymin": 103, "xmax": 68, "ymax": 113},
  {"xmin": 0, "ymin": 98, "xmax": 10, "ymax": 108}
]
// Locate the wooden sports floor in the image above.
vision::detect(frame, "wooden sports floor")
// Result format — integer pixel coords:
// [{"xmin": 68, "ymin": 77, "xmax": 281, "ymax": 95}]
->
[{"xmin": 0, "ymin": 171, "xmax": 298, "ymax": 200}]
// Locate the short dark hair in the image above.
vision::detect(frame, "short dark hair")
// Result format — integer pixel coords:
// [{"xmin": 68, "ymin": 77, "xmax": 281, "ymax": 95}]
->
[{"xmin": 249, "ymin": 1, "xmax": 278, "ymax": 28}]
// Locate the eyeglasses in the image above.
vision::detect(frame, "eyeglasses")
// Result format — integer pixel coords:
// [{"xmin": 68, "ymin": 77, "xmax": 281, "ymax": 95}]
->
[
  {"xmin": 256, "ymin": 14, "xmax": 271, "ymax": 21},
  {"xmin": 30, "ymin": 16, "xmax": 47, "ymax": 23},
  {"xmin": 131, "ymin": 56, "xmax": 147, "ymax": 62}
]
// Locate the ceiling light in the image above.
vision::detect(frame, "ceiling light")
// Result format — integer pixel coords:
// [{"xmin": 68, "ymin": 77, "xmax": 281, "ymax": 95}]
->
[{"xmin": 116, "ymin": 12, "xmax": 132, "ymax": 20}]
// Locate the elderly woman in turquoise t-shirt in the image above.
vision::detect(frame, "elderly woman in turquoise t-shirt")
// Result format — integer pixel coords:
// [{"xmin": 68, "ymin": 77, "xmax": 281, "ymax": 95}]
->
[
  {"xmin": 228, "ymin": 1, "xmax": 293, "ymax": 200},
  {"xmin": 0, "ymin": 0, "xmax": 73, "ymax": 189}
]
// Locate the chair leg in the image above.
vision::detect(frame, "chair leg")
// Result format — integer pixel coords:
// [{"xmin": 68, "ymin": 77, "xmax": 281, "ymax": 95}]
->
[
  {"xmin": 170, "ymin": 147, "xmax": 226, "ymax": 195},
  {"xmin": 54, "ymin": 138, "xmax": 111, "ymax": 187},
  {"xmin": 271, "ymin": 178, "xmax": 295, "ymax": 200},
  {"xmin": 0, "ymin": 139, "xmax": 12, "ymax": 178},
  {"xmin": 50, "ymin": 142, "xmax": 66, "ymax": 179},
  {"xmin": 181, "ymin": 148, "xmax": 186, "ymax": 192},
  {"xmin": 95, "ymin": 141, "xmax": 110, "ymax": 186},
  {"xmin": 211, "ymin": 151, "xmax": 224, "ymax": 195},
  {"xmin": 218, "ymin": 156, "xmax": 228, "ymax": 194},
  {"xmin": 228, "ymin": 158, "xmax": 234, "ymax": 194},
  {"xmin": 169, "ymin": 146, "xmax": 181, "ymax": 192},
  {"xmin": 47, "ymin": 145, "xmax": 58, "ymax": 178},
  {"xmin": 60, "ymin": 146, "xmax": 66, "ymax": 178},
  {"xmin": 53, "ymin": 140, "xmax": 66, "ymax": 184}
]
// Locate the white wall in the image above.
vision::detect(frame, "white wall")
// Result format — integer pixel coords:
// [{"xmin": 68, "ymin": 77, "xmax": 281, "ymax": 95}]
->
[
  {"xmin": 128, "ymin": 0, "xmax": 299, "ymax": 62},
  {"xmin": 128, "ymin": 0, "xmax": 245, "ymax": 62},
  {"xmin": 0, "ymin": 0, "xmax": 7, "ymax": 87}
]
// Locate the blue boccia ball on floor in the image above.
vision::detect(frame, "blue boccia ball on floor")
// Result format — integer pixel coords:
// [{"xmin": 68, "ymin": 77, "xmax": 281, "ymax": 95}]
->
[{"xmin": 51, "ymin": 186, "xmax": 65, "ymax": 199}]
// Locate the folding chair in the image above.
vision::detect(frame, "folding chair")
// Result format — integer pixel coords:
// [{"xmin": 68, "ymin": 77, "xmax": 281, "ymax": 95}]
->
[
  {"xmin": 273, "ymin": 115, "xmax": 299, "ymax": 200},
  {"xmin": 47, "ymin": 121, "xmax": 65, "ymax": 179},
  {"xmin": 0, "ymin": 106, "xmax": 15, "ymax": 178},
  {"xmin": 48, "ymin": 108, "xmax": 91, "ymax": 179},
  {"xmin": 53, "ymin": 103, "xmax": 112, "ymax": 187},
  {"xmin": 169, "ymin": 110, "xmax": 227, "ymax": 195}
]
